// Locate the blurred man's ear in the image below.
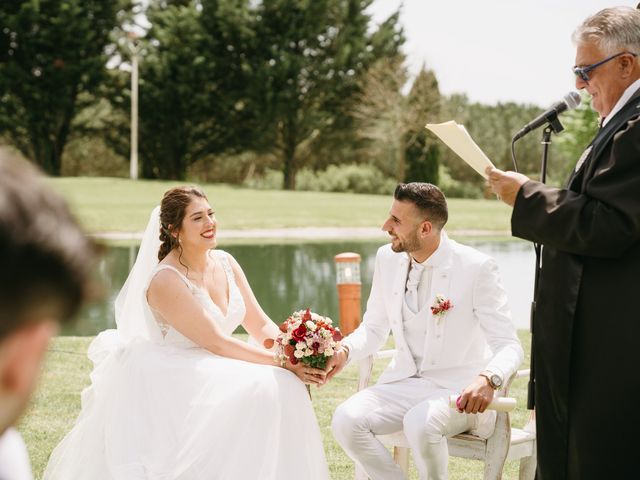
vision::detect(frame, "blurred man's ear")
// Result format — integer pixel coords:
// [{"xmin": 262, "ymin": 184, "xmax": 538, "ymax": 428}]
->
[{"xmin": 0, "ymin": 321, "xmax": 57, "ymax": 395}]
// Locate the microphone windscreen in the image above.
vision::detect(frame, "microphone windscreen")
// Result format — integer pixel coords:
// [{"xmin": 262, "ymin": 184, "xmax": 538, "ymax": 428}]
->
[{"xmin": 563, "ymin": 91, "xmax": 582, "ymax": 110}]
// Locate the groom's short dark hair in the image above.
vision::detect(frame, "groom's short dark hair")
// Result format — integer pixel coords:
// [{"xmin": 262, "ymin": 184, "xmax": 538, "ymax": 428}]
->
[
  {"xmin": 0, "ymin": 152, "xmax": 98, "ymax": 339},
  {"xmin": 394, "ymin": 182, "xmax": 448, "ymax": 229}
]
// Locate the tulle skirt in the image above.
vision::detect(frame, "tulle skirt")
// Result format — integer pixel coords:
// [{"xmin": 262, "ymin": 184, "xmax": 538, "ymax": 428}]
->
[{"xmin": 43, "ymin": 331, "xmax": 329, "ymax": 480}]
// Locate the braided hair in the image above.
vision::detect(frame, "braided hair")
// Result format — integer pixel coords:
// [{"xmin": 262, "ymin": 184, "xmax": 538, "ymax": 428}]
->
[{"xmin": 158, "ymin": 186, "xmax": 208, "ymax": 262}]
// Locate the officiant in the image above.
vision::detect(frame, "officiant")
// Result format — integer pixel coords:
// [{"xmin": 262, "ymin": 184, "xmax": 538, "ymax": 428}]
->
[{"xmin": 487, "ymin": 7, "xmax": 640, "ymax": 479}]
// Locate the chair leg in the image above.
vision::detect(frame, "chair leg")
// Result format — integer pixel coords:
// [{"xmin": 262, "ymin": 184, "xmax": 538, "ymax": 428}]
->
[
  {"xmin": 482, "ymin": 438, "xmax": 508, "ymax": 478},
  {"xmin": 482, "ymin": 457, "xmax": 505, "ymax": 480},
  {"xmin": 393, "ymin": 447, "xmax": 410, "ymax": 476},
  {"xmin": 519, "ymin": 451, "xmax": 537, "ymax": 480}
]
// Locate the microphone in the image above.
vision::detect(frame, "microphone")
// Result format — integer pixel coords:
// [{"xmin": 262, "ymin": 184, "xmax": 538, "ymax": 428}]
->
[{"xmin": 513, "ymin": 91, "xmax": 581, "ymax": 141}]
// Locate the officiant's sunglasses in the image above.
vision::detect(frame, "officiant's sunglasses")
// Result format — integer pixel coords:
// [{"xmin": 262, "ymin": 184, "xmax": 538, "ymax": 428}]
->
[{"xmin": 573, "ymin": 51, "xmax": 638, "ymax": 82}]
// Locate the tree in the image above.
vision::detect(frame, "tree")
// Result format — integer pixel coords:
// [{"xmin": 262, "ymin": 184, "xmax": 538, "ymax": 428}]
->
[
  {"xmin": 351, "ymin": 55, "xmax": 408, "ymax": 181},
  {"xmin": 437, "ymin": 95, "xmax": 545, "ymax": 190},
  {"xmin": 101, "ymin": 0, "xmax": 259, "ymax": 180},
  {"xmin": 251, "ymin": 0, "xmax": 404, "ymax": 189},
  {"xmin": 351, "ymin": 57, "xmax": 441, "ymax": 183},
  {"xmin": 0, "ymin": 0, "xmax": 130, "ymax": 175},
  {"xmin": 134, "ymin": 3, "xmax": 212, "ymax": 179},
  {"xmin": 404, "ymin": 67, "xmax": 441, "ymax": 184},
  {"xmin": 553, "ymin": 93, "xmax": 599, "ymax": 184}
]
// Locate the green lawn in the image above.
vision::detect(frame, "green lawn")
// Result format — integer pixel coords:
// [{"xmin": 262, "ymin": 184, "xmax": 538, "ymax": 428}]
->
[
  {"xmin": 20, "ymin": 331, "xmax": 532, "ymax": 480},
  {"xmin": 48, "ymin": 177, "xmax": 512, "ymax": 234}
]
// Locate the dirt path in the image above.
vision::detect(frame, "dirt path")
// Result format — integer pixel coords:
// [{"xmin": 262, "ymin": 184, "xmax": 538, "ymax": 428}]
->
[{"xmin": 91, "ymin": 227, "xmax": 511, "ymax": 241}]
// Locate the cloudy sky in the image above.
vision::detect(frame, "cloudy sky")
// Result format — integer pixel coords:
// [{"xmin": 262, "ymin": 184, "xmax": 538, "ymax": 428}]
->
[{"xmin": 368, "ymin": 1, "xmax": 639, "ymax": 107}]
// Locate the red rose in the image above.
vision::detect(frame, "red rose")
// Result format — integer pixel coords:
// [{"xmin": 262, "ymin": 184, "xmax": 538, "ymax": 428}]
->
[
  {"xmin": 289, "ymin": 356, "xmax": 299, "ymax": 365},
  {"xmin": 292, "ymin": 324, "xmax": 307, "ymax": 342},
  {"xmin": 332, "ymin": 330, "xmax": 343, "ymax": 342}
]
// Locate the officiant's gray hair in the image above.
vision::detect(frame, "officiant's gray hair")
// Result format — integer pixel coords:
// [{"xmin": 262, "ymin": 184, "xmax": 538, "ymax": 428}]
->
[
  {"xmin": 573, "ymin": 7, "xmax": 640, "ymax": 55},
  {"xmin": 394, "ymin": 183, "xmax": 448, "ymax": 230}
]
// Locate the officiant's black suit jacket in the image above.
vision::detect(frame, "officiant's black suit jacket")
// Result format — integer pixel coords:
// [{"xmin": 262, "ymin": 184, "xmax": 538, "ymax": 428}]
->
[{"xmin": 511, "ymin": 88, "xmax": 640, "ymax": 480}]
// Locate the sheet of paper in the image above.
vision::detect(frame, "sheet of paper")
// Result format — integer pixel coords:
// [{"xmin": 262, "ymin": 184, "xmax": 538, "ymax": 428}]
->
[{"xmin": 425, "ymin": 121, "xmax": 494, "ymax": 179}]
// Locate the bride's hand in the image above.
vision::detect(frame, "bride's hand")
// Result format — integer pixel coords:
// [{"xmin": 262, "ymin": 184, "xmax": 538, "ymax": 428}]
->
[{"xmin": 284, "ymin": 361, "xmax": 327, "ymax": 386}]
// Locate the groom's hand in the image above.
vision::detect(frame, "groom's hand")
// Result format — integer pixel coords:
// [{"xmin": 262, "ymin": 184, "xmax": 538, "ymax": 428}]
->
[
  {"xmin": 321, "ymin": 346, "xmax": 349, "ymax": 386},
  {"xmin": 456, "ymin": 376, "xmax": 495, "ymax": 414}
]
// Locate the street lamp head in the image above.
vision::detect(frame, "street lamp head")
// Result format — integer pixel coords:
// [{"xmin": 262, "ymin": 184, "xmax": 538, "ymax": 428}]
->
[{"xmin": 335, "ymin": 252, "xmax": 361, "ymax": 285}]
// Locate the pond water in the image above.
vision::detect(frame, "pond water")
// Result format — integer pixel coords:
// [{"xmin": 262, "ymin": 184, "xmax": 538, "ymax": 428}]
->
[{"xmin": 64, "ymin": 239, "xmax": 535, "ymax": 336}]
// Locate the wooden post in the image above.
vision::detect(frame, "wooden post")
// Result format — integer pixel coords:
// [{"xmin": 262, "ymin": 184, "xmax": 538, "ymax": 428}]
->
[{"xmin": 334, "ymin": 252, "xmax": 361, "ymax": 336}]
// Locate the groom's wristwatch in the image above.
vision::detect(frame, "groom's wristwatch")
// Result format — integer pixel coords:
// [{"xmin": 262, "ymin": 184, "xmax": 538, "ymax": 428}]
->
[{"xmin": 479, "ymin": 371, "xmax": 503, "ymax": 390}]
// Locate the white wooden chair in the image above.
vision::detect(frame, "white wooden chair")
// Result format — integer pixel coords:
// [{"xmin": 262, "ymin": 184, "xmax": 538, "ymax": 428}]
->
[{"xmin": 355, "ymin": 350, "xmax": 536, "ymax": 480}]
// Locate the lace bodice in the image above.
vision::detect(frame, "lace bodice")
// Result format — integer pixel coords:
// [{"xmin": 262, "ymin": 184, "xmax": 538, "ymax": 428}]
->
[{"xmin": 147, "ymin": 250, "xmax": 246, "ymax": 348}]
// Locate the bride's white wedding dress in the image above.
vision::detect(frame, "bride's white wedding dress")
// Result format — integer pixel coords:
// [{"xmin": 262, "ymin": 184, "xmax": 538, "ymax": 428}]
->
[{"xmin": 44, "ymin": 219, "xmax": 329, "ymax": 479}]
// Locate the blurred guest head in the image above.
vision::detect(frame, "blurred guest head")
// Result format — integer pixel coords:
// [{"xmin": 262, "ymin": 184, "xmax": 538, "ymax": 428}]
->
[{"xmin": 0, "ymin": 151, "xmax": 98, "ymax": 434}]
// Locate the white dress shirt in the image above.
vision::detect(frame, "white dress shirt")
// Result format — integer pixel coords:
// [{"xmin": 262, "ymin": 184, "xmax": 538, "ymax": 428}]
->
[
  {"xmin": 601, "ymin": 78, "xmax": 640, "ymax": 127},
  {"xmin": 403, "ymin": 243, "xmax": 447, "ymax": 375}
]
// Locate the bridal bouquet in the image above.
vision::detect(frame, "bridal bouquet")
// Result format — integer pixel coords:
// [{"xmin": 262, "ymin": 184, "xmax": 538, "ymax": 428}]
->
[{"xmin": 264, "ymin": 308, "xmax": 343, "ymax": 369}]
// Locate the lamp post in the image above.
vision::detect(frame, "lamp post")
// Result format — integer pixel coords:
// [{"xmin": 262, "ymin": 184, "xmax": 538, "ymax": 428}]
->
[
  {"xmin": 334, "ymin": 252, "xmax": 361, "ymax": 336},
  {"xmin": 128, "ymin": 32, "xmax": 140, "ymax": 180}
]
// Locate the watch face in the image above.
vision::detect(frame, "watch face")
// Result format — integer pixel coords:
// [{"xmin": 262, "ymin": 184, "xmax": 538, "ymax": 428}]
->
[{"xmin": 491, "ymin": 374, "xmax": 503, "ymax": 388}]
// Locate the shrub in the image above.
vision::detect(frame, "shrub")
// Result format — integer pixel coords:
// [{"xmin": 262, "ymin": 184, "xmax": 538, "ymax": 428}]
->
[
  {"xmin": 437, "ymin": 165, "xmax": 483, "ymax": 199},
  {"xmin": 243, "ymin": 168, "xmax": 284, "ymax": 190},
  {"xmin": 298, "ymin": 164, "xmax": 397, "ymax": 195},
  {"xmin": 242, "ymin": 163, "xmax": 396, "ymax": 195},
  {"xmin": 61, "ymin": 137, "xmax": 128, "ymax": 177}
]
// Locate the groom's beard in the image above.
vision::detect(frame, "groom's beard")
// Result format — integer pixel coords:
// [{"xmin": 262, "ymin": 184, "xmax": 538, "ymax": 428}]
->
[{"xmin": 390, "ymin": 230, "xmax": 421, "ymax": 254}]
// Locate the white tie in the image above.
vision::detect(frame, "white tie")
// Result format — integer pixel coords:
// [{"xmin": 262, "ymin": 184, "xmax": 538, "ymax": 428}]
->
[{"xmin": 405, "ymin": 261, "xmax": 424, "ymax": 314}]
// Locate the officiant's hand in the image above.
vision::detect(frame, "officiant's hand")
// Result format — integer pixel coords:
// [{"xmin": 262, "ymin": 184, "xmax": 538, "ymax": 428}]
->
[
  {"xmin": 456, "ymin": 376, "xmax": 495, "ymax": 414},
  {"xmin": 485, "ymin": 167, "xmax": 529, "ymax": 207},
  {"xmin": 321, "ymin": 346, "xmax": 349, "ymax": 386},
  {"xmin": 285, "ymin": 361, "xmax": 327, "ymax": 386}
]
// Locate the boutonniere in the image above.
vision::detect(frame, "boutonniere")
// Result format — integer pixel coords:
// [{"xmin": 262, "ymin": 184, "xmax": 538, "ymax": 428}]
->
[{"xmin": 430, "ymin": 294, "xmax": 453, "ymax": 321}]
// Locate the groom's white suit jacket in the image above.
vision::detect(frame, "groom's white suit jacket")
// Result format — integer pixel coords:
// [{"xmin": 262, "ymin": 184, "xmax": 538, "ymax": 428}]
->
[{"xmin": 344, "ymin": 233, "xmax": 523, "ymax": 392}]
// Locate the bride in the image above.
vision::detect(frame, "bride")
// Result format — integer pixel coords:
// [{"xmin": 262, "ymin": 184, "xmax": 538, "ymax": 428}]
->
[{"xmin": 44, "ymin": 186, "xmax": 330, "ymax": 479}]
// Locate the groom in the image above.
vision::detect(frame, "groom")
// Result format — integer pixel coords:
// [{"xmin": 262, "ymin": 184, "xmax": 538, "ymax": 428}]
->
[{"xmin": 327, "ymin": 183, "xmax": 523, "ymax": 480}]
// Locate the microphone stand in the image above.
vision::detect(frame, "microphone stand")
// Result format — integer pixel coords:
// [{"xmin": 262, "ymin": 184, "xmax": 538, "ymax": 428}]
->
[{"xmin": 511, "ymin": 116, "xmax": 564, "ymax": 411}]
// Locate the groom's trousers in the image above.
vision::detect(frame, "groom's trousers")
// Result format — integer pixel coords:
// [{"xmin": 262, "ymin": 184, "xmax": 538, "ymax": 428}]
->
[{"xmin": 332, "ymin": 377, "xmax": 486, "ymax": 480}]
